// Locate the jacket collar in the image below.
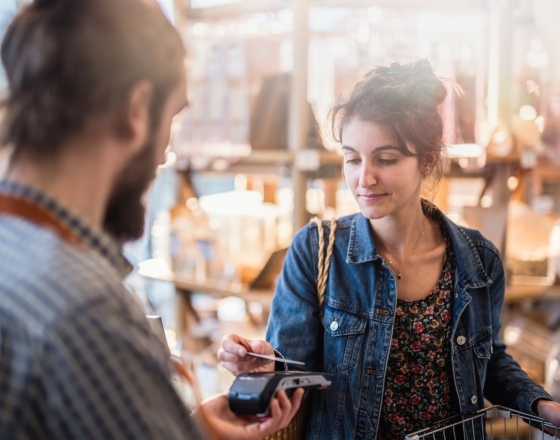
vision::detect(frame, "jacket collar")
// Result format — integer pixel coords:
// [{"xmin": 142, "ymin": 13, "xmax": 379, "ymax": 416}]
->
[
  {"xmin": 346, "ymin": 201, "xmax": 492, "ymax": 289},
  {"xmin": 346, "ymin": 213, "xmax": 380, "ymax": 265}
]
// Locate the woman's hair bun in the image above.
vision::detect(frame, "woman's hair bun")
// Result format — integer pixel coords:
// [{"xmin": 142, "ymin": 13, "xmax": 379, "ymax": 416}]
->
[
  {"xmin": 402, "ymin": 59, "xmax": 448, "ymax": 107},
  {"xmin": 363, "ymin": 59, "xmax": 448, "ymax": 110}
]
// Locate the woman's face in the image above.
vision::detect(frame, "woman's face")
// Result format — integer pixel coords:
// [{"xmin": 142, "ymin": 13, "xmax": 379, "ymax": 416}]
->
[{"xmin": 342, "ymin": 118, "xmax": 424, "ymax": 220}]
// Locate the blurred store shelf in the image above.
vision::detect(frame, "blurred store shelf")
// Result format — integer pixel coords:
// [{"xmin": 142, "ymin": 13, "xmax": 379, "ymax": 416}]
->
[
  {"xmin": 138, "ymin": 257, "xmax": 560, "ymax": 315},
  {"xmin": 138, "ymin": 258, "xmax": 274, "ymax": 307},
  {"xmin": 182, "ymin": 148, "xmax": 343, "ymax": 170},
  {"xmin": 182, "ymin": 0, "xmax": 481, "ymax": 20},
  {"xmin": 505, "ymin": 283, "xmax": 560, "ymax": 303}
]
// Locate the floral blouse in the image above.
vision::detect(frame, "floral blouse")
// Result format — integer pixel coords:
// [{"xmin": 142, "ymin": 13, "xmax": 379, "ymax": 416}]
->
[{"xmin": 377, "ymin": 224, "xmax": 460, "ymax": 440}]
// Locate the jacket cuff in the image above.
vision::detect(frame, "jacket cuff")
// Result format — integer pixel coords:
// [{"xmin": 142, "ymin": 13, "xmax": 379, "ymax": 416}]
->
[
  {"xmin": 531, "ymin": 396, "xmax": 555, "ymax": 416},
  {"xmin": 516, "ymin": 386, "xmax": 554, "ymax": 415}
]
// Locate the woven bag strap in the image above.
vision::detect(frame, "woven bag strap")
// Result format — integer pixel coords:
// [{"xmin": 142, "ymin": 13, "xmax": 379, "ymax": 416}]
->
[{"xmin": 310, "ymin": 217, "xmax": 337, "ymax": 307}]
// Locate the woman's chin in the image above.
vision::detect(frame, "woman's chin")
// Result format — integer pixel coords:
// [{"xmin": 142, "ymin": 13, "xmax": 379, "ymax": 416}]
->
[{"xmin": 358, "ymin": 204, "xmax": 391, "ymax": 220}]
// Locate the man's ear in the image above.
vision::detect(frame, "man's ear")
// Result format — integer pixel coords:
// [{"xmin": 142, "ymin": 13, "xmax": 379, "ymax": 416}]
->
[{"xmin": 114, "ymin": 80, "xmax": 153, "ymax": 152}]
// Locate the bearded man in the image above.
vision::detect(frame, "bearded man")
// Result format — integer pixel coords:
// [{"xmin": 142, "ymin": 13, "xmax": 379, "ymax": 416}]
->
[{"xmin": 0, "ymin": 0, "xmax": 301, "ymax": 438}]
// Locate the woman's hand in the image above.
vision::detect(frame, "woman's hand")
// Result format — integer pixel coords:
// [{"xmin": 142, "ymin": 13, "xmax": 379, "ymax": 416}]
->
[
  {"xmin": 218, "ymin": 334, "xmax": 276, "ymax": 376},
  {"xmin": 537, "ymin": 399, "xmax": 560, "ymax": 437},
  {"xmin": 194, "ymin": 389, "xmax": 304, "ymax": 440}
]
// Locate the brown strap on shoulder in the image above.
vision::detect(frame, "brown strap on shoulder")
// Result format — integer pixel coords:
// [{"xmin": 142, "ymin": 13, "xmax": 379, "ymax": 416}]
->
[
  {"xmin": 0, "ymin": 194, "xmax": 80, "ymax": 246},
  {"xmin": 311, "ymin": 217, "xmax": 337, "ymax": 307}
]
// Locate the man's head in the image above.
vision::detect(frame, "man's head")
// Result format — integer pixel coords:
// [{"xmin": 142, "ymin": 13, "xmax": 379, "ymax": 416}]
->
[{"xmin": 1, "ymin": 0, "xmax": 187, "ymax": 241}]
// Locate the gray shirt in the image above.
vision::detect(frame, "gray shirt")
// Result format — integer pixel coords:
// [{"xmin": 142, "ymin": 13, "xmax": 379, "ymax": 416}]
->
[{"xmin": 0, "ymin": 181, "xmax": 203, "ymax": 440}]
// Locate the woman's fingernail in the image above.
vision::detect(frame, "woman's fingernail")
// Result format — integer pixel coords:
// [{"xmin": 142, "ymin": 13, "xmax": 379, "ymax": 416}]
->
[{"xmin": 238, "ymin": 348, "xmax": 245, "ymax": 356}]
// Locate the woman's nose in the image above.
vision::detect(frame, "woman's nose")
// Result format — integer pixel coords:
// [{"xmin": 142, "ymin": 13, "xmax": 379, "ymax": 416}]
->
[{"xmin": 359, "ymin": 164, "xmax": 377, "ymax": 188}]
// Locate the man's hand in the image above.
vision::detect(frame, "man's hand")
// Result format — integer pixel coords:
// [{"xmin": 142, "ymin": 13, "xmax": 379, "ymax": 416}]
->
[
  {"xmin": 537, "ymin": 399, "xmax": 560, "ymax": 437},
  {"xmin": 218, "ymin": 334, "xmax": 276, "ymax": 376},
  {"xmin": 194, "ymin": 389, "xmax": 304, "ymax": 440}
]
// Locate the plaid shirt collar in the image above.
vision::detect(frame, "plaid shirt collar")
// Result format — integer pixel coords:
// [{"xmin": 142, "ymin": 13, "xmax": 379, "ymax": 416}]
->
[{"xmin": 0, "ymin": 180, "xmax": 133, "ymax": 278}]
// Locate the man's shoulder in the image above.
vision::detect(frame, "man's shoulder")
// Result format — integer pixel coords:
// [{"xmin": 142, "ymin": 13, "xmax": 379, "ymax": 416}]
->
[{"xmin": 0, "ymin": 216, "xmax": 133, "ymax": 338}]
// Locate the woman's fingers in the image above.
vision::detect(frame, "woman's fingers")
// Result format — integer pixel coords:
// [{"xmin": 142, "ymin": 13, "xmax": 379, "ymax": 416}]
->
[
  {"xmin": 221, "ymin": 334, "xmax": 252, "ymax": 357},
  {"xmin": 220, "ymin": 361, "xmax": 265, "ymax": 376},
  {"xmin": 217, "ymin": 348, "xmax": 254, "ymax": 363},
  {"xmin": 220, "ymin": 334, "xmax": 273, "ymax": 358},
  {"xmin": 219, "ymin": 334, "xmax": 275, "ymax": 375}
]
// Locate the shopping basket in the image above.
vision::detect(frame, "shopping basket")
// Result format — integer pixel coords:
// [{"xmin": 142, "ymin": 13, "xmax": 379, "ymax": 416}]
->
[{"xmin": 404, "ymin": 405, "xmax": 560, "ymax": 439}]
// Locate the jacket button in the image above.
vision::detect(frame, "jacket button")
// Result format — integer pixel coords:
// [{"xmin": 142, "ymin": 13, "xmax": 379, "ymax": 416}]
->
[
  {"xmin": 330, "ymin": 321, "xmax": 339, "ymax": 331},
  {"xmin": 358, "ymin": 428, "xmax": 372, "ymax": 434},
  {"xmin": 471, "ymin": 395, "xmax": 478, "ymax": 404},
  {"xmin": 457, "ymin": 336, "xmax": 466, "ymax": 345}
]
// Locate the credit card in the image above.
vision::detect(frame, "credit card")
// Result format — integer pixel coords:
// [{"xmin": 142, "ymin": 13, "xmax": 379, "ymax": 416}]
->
[{"xmin": 247, "ymin": 352, "xmax": 305, "ymax": 366}]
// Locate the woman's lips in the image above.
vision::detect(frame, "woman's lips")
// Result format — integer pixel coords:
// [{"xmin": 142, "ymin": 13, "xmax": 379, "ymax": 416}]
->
[{"xmin": 359, "ymin": 193, "xmax": 387, "ymax": 202}]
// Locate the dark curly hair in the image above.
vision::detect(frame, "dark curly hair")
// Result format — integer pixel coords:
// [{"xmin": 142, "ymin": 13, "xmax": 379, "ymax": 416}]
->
[{"xmin": 329, "ymin": 59, "xmax": 451, "ymax": 185}]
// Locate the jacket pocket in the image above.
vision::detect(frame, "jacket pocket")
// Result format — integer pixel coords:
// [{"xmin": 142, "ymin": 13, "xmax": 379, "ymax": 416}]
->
[
  {"xmin": 472, "ymin": 328, "xmax": 492, "ymax": 387},
  {"xmin": 321, "ymin": 302, "xmax": 367, "ymax": 373}
]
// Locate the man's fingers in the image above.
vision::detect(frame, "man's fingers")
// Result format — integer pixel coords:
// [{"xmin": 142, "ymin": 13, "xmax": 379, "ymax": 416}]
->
[
  {"xmin": 259, "ymin": 398, "xmax": 283, "ymax": 434},
  {"xmin": 289, "ymin": 388, "xmax": 304, "ymax": 416},
  {"xmin": 275, "ymin": 389, "xmax": 290, "ymax": 410},
  {"xmin": 276, "ymin": 390, "xmax": 293, "ymax": 428},
  {"xmin": 256, "ymin": 389, "xmax": 305, "ymax": 437}
]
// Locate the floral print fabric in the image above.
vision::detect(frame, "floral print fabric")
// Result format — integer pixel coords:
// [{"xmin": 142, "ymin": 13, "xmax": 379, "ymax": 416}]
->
[{"xmin": 377, "ymin": 225, "xmax": 460, "ymax": 440}]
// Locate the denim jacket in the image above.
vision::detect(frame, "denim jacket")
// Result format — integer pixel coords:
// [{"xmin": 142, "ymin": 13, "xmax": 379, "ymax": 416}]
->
[{"xmin": 266, "ymin": 206, "xmax": 552, "ymax": 440}]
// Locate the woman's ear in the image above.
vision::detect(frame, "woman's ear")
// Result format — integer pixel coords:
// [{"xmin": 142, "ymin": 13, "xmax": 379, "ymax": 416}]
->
[{"xmin": 421, "ymin": 152, "xmax": 437, "ymax": 178}]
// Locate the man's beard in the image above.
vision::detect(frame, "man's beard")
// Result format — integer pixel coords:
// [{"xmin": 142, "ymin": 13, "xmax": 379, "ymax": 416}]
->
[{"xmin": 103, "ymin": 136, "xmax": 158, "ymax": 243}]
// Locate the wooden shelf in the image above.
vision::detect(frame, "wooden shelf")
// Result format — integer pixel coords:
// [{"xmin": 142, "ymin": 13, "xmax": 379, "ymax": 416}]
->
[
  {"xmin": 187, "ymin": 148, "xmax": 342, "ymax": 165},
  {"xmin": 137, "ymin": 258, "xmax": 274, "ymax": 308},
  {"xmin": 505, "ymin": 283, "xmax": 560, "ymax": 303}
]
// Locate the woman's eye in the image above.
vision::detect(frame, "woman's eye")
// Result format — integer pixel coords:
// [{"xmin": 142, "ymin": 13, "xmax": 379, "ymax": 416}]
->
[
  {"xmin": 345, "ymin": 158, "xmax": 361, "ymax": 165},
  {"xmin": 378, "ymin": 158, "xmax": 398, "ymax": 165}
]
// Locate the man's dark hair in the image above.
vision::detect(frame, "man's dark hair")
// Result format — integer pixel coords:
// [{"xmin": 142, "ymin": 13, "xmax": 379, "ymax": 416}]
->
[{"xmin": 0, "ymin": 0, "xmax": 185, "ymax": 159}]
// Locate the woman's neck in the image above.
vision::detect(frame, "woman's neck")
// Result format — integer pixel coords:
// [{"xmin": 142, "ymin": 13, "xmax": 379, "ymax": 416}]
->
[{"xmin": 369, "ymin": 200, "xmax": 429, "ymax": 263}]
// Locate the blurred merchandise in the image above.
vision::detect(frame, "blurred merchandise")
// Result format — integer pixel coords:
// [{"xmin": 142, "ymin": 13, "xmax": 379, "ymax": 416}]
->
[
  {"xmin": 504, "ymin": 314, "xmax": 556, "ymax": 385},
  {"xmin": 250, "ymin": 73, "xmax": 323, "ymax": 151},
  {"xmin": 506, "ymin": 202, "xmax": 560, "ymax": 286}
]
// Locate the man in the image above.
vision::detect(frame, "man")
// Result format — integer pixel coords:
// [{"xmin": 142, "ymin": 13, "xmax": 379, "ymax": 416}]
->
[{"xmin": 0, "ymin": 0, "xmax": 302, "ymax": 439}]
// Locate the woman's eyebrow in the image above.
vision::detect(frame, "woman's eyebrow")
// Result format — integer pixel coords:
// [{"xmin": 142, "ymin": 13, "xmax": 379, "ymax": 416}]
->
[{"xmin": 342, "ymin": 145, "xmax": 400, "ymax": 154}]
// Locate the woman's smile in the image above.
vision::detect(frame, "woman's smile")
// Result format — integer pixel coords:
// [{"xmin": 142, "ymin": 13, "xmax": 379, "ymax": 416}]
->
[{"xmin": 358, "ymin": 193, "xmax": 388, "ymax": 202}]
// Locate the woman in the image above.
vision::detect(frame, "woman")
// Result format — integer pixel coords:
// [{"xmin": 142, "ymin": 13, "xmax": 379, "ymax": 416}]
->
[{"xmin": 218, "ymin": 59, "xmax": 560, "ymax": 439}]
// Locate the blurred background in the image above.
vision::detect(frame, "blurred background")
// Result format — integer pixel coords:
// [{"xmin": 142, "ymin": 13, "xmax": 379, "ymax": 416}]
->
[{"xmin": 4, "ymin": 0, "xmax": 560, "ymax": 434}]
